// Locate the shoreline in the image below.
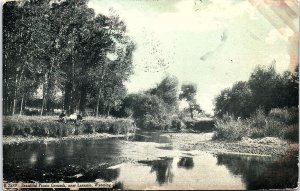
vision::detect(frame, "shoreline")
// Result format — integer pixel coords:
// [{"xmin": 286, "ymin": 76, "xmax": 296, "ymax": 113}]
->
[
  {"xmin": 3, "ymin": 132, "xmax": 298, "ymax": 157},
  {"xmin": 3, "ymin": 133, "xmax": 133, "ymax": 145},
  {"xmin": 163, "ymin": 133, "xmax": 297, "ymax": 157}
]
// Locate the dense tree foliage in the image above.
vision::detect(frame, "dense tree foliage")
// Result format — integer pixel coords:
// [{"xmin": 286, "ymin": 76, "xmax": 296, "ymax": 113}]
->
[
  {"xmin": 119, "ymin": 76, "xmax": 179, "ymax": 129},
  {"xmin": 214, "ymin": 82, "xmax": 254, "ymax": 118},
  {"xmin": 214, "ymin": 65, "xmax": 299, "ymax": 118},
  {"xmin": 123, "ymin": 93, "xmax": 170, "ymax": 130},
  {"xmin": 3, "ymin": 0, "xmax": 135, "ymax": 116},
  {"xmin": 147, "ymin": 76, "xmax": 179, "ymax": 111}
]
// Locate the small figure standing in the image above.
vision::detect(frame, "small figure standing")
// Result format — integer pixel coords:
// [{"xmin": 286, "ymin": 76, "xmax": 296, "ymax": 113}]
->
[
  {"xmin": 77, "ymin": 114, "xmax": 83, "ymax": 122},
  {"xmin": 59, "ymin": 111, "xmax": 66, "ymax": 122}
]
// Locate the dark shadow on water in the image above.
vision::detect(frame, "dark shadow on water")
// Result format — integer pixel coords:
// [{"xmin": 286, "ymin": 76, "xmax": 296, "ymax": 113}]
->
[
  {"xmin": 138, "ymin": 157, "xmax": 174, "ymax": 185},
  {"xmin": 156, "ymin": 146, "xmax": 173, "ymax": 150},
  {"xmin": 177, "ymin": 157, "xmax": 194, "ymax": 170},
  {"xmin": 3, "ymin": 139, "xmax": 123, "ymax": 182},
  {"xmin": 77, "ymin": 168, "xmax": 120, "ymax": 182},
  {"xmin": 216, "ymin": 151, "xmax": 298, "ymax": 190},
  {"xmin": 112, "ymin": 181, "xmax": 124, "ymax": 189}
]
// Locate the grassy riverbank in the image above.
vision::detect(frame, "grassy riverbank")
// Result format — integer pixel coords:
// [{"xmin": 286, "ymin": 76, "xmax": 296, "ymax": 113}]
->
[
  {"xmin": 3, "ymin": 116, "xmax": 135, "ymax": 138},
  {"xmin": 163, "ymin": 133, "xmax": 296, "ymax": 156},
  {"xmin": 213, "ymin": 108, "xmax": 298, "ymax": 143},
  {"xmin": 3, "ymin": 115, "xmax": 298, "ymax": 157},
  {"xmin": 3, "ymin": 133, "xmax": 134, "ymax": 145}
]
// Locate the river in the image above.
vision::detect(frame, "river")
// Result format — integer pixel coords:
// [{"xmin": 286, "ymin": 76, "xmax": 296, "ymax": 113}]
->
[{"xmin": 3, "ymin": 132, "xmax": 298, "ymax": 190}]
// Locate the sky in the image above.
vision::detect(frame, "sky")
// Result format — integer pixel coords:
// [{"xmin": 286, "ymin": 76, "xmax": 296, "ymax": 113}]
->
[{"xmin": 88, "ymin": 0, "xmax": 298, "ymax": 114}]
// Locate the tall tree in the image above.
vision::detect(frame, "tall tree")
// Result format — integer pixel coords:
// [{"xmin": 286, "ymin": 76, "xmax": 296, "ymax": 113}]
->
[
  {"xmin": 3, "ymin": 0, "xmax": 135, "ymax": 116},
  {"xmin": 214, "ymin": 81, "xmax": 254, "ymax": 118},
  {"xmin": 148, "ymin": 76, "xmax": 179, "ymax": 111},
  {"xmin": 248, "ymin": 65, "xmax": 280, "ymax": 112},
  {"xmin": 214, "ymin": 65, "xmax": 299, "ymax": 118},
  {"xmin": 4, "ymin": 0, "xmax": 51, "ymax": 115},
  {"xmin": 3, "ymin": 1, "xmax": 20, "ymax": 115},
  {"xmin": 179, "ymin": 83, "xmax": 198, "ymax": 119},
  {"xmin": 49, "ymin": 0, "xmax": 95, "ymax": 114}
]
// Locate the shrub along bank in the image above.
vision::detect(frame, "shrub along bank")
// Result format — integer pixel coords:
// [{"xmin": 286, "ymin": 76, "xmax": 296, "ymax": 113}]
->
[
  {"xmin": 3, "ymin": 116, "xmax": 135, "ymax": 138},
  {"xmin": 213, "ymin": 107, "xmax": 298, "ymax": 142},
  {"xmin": 184, "ymin": 119, "xmax": 215, "ymax": 131}
]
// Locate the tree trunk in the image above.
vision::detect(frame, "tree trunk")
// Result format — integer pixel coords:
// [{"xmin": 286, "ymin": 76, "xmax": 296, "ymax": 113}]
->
[
  {"xmin": 12, "ymin": 99, "xmax": 17, "ymax": 115},
  {"xmin": 107, "ymin": 105, "xmax": 111, "ymax": 117},
  {"xmin": 69, "ymin": 53, "xmax": 75, "ymax": 114},
  {"xmin": 12, "ymin": 24, "xmax": 26, "ymax": 115},
  {"xmin": 3, "ymin": 61, "xmax": 8, "ymax": 115},
  {"xmin": 189, "ymin": 104, "xmax": 194, "ymax": 119},
  {"xmin": 79, "ymin": 85, "xmax": 87, "ymax": 114},
  {"xmin": 40, "ymin": 73, "xmax": 48, "ymax": 116},
  {"xmin": 10, "ymin": 101, "xmax": 14, "ymax": 114},
  {"xmin": 47, "ymin": 101, "xmax": 52, "ymax": 113},
  {"xmin": 95, "ymin": 59, "xmax": 108, "ymax": 117},
  {"xmin": 24, "ymin": 100, "xmax": 27, "ymax": 114},
  {"xmin": 61, "ymin": 91, "xmax": 65, "ymax": 111},
  {"xmin": 19, "ymin": 96, "xmax": 24, "ymax": 116},
  {"xmin": 12, "ymin": 67, "xmax": 24, "ymax": 115},
  {"xmin": 4, "ymin": 95, "xmax": 7, "ymax": 115},
  {"xmin": 64, "ymin": 82, "xmax": 72, "ymax": 114},
  {"xmin": 96, "ymin": 87, "xmax": 102, "ymax": 117},
  {"xmin": 12, "ymin": 75, "xmax": 19, "ymax": 115},
  {"xmin": 19, "ymin": 75, "xmax": 27, "ymax": 116},
  {"xmin": 41, "ymin": 89, "xmax": 45, "ymax": 116}
]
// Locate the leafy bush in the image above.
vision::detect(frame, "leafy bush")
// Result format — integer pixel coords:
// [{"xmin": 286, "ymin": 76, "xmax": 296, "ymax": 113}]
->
[
  {"xmin": 119, "ymin": 76, "xmax": 180, "ymax": 131},
  {"xmin": 109, "ymin": 119, "xmax": 133, "ymax": 134},
  {"xmin": 269, "ymin": 108, "xmax": 291, "ymax": 123},
  {"xmin": 214, "ymin": 108, "xmax": 299, "ymax": 142},
  {"xmin": 185, "ymin": 120, "xmax": 215, "ymax": 131},
  {"xmin": 214, "ymin": 117, "xmax": 251, "ymax": 141},
  {"xmin": 283, "ymin": 124, "xmax": 299, "ymax": 142},
  {"xmin": 171, "ymin": 117, "xmax": 185, "ymax": 130},
  {"xmin": 123, "ymin": 93, "xmax": 172, "ymax": 130}
]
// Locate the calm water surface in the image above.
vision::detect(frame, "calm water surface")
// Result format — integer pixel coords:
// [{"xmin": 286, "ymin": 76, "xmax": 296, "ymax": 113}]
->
[{"xmin": 4, "ymin": 132, "xmax": 298, "ymax": 190}]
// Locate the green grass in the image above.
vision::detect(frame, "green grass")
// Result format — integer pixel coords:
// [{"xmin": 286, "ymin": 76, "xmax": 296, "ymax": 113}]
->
[
  {"xmin": 213, "ymin": 108, "xmax": 299, "ymax": 142},
  {"xmin": 3, "ymin": 116, "xmax": 135, "ymax": 137}
]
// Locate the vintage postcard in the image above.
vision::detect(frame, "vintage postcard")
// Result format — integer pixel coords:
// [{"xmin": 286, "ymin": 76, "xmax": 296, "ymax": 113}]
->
[{"xmin": 2, "ymin": 0, "xmax": 299, "ymax": 190}]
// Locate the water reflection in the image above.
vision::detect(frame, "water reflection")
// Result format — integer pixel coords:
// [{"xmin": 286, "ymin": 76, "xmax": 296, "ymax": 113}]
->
[
  {"xmin": 3, "ymin": 133, "xmax": 298, "ymax": 190},
  {"xmin": 177, "ymin": 157, "xmax": 194, "ymax": 170},
  {"xmin": 70, "ymin": 168, "xmax": 120, "ymax": 182},
  {"xmin": 216, "ymin": 151, "xmax": 298, "ymax": 190},
  {"xmin": 139, "ymin": 157, "xmax": 174, "ymax": 185},
  {"xmin": 4, "ymin": 139, "xmax": 123, "ymax": 182},
  {"xmin": 29, "ymin": 153, "xmax": 37, "ymax": 165}
]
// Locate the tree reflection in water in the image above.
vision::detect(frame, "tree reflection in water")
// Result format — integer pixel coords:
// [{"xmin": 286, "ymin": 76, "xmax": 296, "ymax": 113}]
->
[
  {"xmin": 177, "ymin": 157, "xmax": 194, "ymax": 170},
  {"xmin": 216, "ymin": 151, "xmax": 298, "ymax": 189},
  {"xmin": 3, "ymin": 140, "xmax": 122, "ymax": 183},
  {"xmin": 139, "ymin": 157, "xmax": 174, "ymax": 185}
]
